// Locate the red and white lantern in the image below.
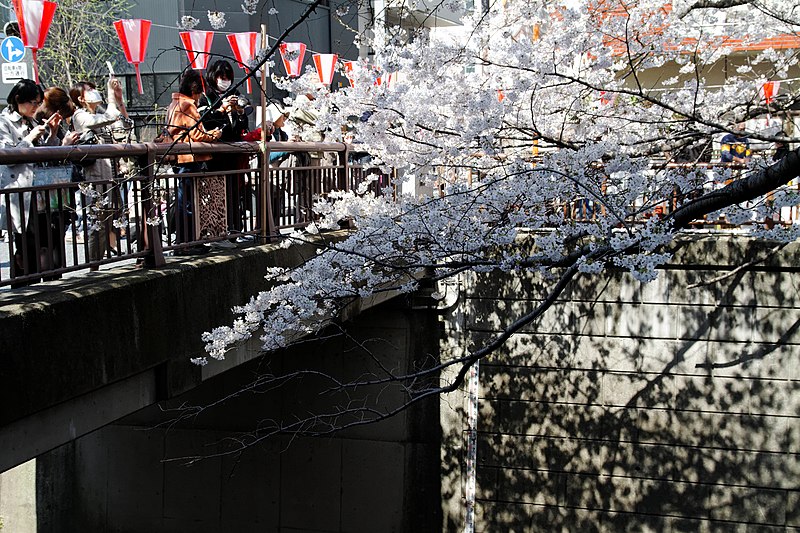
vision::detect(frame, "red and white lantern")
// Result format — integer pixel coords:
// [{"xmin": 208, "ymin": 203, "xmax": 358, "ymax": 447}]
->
[
  {"xmin": 179, "ymin": 30, "xmax": 214, "ymax": 71},
  {"xmin": 227, "ymin": 32, "xmax": 258, "ymax": 93},
  {"xmin": 279, "ymin": 42, "xmax": 306, "ymax": 78},
  {"xmin": 761, "ymin": 81, "xmax": 781, "ymax": 106},
  {"xmin": 312, "ymin": 53, "xmax": 338, "ymax": 86},
  {"xmin": 113, "ymin": 19, "xmax": 151, "ymax": 94},
  {"xmin": 372, "ymin": 67, "xmax": 395, "ymax": 88},
  {"xmin": 12, "ymin": 0, "xmax": 57, "ymax": 83},
  {"xmin": 342, "ymin": 60, "xmax": 356, "ymax": 87}
]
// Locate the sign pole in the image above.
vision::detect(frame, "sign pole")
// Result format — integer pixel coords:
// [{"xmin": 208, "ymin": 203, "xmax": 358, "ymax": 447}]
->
[{"xmin": 260, "ymin": 23, "xmax": 275, "ymax": 242}]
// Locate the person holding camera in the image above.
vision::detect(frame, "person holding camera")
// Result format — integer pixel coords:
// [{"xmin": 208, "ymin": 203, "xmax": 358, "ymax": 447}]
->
[
  {"xmin": 199, "ymin": 60, "xmax": 253, "ymax": 236},
  {"xmin": 0, "ymin": 79, "xmax": 72, "ymax": 285},
  {"xmin": 69, "ymin": 78, "xmax": 128, "ymax": 268},
  {"xmin": 26, "ymin": 86, "xmax": 83, "ymax": 279},
  {"xmin": 69, "ymin": 78, "xmax": 128, "ymax": 181}
]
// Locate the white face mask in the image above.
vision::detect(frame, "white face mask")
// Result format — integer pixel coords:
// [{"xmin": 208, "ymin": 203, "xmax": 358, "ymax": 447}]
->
[
  {"xmin": 216, "ymin": 79, "xmax": 231, "ymax": 91},
  {"xmin": 84, "ymin": 90, "xmax": 102, "ymax": 104}
]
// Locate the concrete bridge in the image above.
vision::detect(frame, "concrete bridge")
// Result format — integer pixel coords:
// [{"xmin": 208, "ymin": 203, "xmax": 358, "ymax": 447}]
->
[
  {"xmin": 0, "ymin": 232, "xmax": 442, "ymax": 531},
  {"xmin": 1, "ymin": 233, "xmax": 799, "ymax": 532}
]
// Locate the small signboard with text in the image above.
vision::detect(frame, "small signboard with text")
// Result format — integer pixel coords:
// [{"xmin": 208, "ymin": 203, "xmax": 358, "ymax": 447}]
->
[
  {"xmin": 2, "ymin": 62, "xmax": 27, "ymax": 83},
  {"xmin": 0, "ymin": 33, "xmax": 33, "ymax": 94}
]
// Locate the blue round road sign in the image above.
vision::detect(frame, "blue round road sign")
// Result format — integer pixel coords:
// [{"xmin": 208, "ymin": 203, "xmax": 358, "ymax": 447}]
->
[{"xmin": 1, "ymin": 36, "xmax": 25, "ymax": 63}]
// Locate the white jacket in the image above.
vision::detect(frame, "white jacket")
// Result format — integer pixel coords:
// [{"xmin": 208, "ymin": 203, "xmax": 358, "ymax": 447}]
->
[
  {"xmin": 72, "ymin": 104, "xmax": 121, "ymax": 182},
  {"xmin": 0, "ymin": 107, "xmax": 57, "ymax": 233}
]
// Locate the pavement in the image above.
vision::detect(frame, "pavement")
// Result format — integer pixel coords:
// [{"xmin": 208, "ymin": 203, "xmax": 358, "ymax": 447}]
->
[{"xmin": 0, "ymin": 229, "xmax": 258, "ymax": 290}]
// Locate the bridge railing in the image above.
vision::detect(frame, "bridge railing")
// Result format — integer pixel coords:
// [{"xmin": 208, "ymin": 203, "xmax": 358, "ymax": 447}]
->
[
  {"xmin": 559, "ymin": 161, "xmax": 800, "ymax": 225},
  {"xmin": 0, "ymin": 141, "xmax": 390, "ymax": 288}
]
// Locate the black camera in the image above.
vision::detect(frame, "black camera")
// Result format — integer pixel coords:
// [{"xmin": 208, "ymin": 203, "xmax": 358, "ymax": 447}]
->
[{"xmin": 76, "ymin": 130, "xmax": 99, "ymax": 145}]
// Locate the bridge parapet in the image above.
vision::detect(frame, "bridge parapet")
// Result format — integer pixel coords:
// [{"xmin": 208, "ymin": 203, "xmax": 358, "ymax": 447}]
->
[{"xmin": 0, "ymin": 232, "xmax": 351, "ymax": 472}]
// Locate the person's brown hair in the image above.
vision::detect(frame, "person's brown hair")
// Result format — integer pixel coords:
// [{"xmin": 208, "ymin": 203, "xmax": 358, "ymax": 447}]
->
[
  {"xmin": 36, "ymin": 87, "xmax": 75, "ymax": 120},
  {"xmin": 179, "ymin": 69, "xmax": 204, "ymax": 98}
]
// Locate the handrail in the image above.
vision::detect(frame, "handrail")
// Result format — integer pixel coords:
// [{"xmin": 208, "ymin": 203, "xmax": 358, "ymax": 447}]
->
[
  {"xmin": 0, "ymin": 141, "xmax": 349, "ymax": 165},
  {"xmin": 0, "ymin": 141, "xmax": 387, "ymax": 288},
  {"xmin": 2, "ymin": 143, "xmax": 786, "ymax": 289}
]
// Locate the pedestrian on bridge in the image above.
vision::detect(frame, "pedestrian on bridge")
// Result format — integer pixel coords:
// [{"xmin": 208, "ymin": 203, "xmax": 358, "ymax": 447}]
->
[
  {"xmin": 166, "ymin": 69, "xmax": 222, "ymax": 254},
  {"xmin": 199, "ymin": 60, "xmax": 252, "ymax": 237},
  {"xmin": 0, "ymin": 79, "xmax": 66, "ymax": 285},
  {"xmin": 69, "ymin": 77, "xmax": 130, "ymax": 270}
]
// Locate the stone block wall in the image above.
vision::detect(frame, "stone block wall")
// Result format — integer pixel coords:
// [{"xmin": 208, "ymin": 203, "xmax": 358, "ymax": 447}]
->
[{"xmin": 441, "ymin": 236, "xmax": 800, "ymax": 532}]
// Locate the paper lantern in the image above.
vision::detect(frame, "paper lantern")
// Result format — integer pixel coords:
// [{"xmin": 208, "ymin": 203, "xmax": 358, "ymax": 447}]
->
[
  {"xmin": 279, "ymin": 42, "xmax": 306, "ymax": 78},
  {"xmin": 227, "ymin": 32, "xmax": 258, "ymax": 93},
  {"xmin": 342, "ymin": 60, "xmax": 356, "ymax": 87},
  {"xmin": 762, "ymin": 81, "xmax": 780, "ymax": 105},
  {"xmin": 179, "ymin": 31, "xmax": 214, "ymax": 71},
  {"xmin": 372, "ymin": 68, "xmax": 395, "ymax": 88},
  {"xmin": 113, "ymin": 19, "xmax": 151, "ymax": 94},
  {"xmin": 12, "ymin": 0, "xmax": 56, "ymax": 83},
  {"xmin": 312, "ymin": 53, "xmax": 338, "ymax": 86}
]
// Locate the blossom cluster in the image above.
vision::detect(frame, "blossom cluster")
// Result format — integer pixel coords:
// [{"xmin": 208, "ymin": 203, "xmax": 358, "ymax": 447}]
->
[{"xmin": 200, "ymin": 0, "xmax": 800, "ymax": 364}]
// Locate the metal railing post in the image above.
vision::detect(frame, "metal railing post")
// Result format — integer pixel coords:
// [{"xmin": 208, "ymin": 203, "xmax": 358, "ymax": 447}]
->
[
  {"xmin": 338, "ymin": 144, "xmax": 349, "ymax": 191},
  {"xmin": 261, "ymin": 143, "xmax": 276, "ymax": 243},
  {"xmin": 259, "ymin": 23, "xmax": 276, "ymax": 244}
]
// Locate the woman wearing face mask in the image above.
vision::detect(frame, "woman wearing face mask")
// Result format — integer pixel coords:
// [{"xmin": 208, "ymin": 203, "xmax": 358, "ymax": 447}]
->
[
  {"xmin": 69, "ymin": 78, "xmax": 129, "ymax": 181},
  {"xmin": 0, "ymin": 79, "xmax": 72, "ymax": 285},
  {"xmin": 69, "ymin": 78, "xmax": 128, "ymax": 269},
  {"xmin": 199, "ymin": 60, "xmax": 253, "ymax": 236}
]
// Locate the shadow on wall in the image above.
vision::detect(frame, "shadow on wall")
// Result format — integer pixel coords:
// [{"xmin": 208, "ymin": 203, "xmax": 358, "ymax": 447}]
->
[
  {"xmin": 442, "ymin": 238, "xmax": 800, "ymax": 532},
  {"xmin": 35, "ymin": 297, "xmax": 444, "ymax": 533}
]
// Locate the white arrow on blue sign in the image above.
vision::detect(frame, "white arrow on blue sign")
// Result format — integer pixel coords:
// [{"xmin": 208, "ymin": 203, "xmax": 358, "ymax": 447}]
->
[{"xmin": 1, "ymin": 37, "xmax": 25, "ymax": 64}]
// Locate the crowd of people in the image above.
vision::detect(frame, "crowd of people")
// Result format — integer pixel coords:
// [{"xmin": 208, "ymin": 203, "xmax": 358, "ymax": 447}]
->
[
  {"xmin": 164, "ymin": 63, "xmax": 306, "ymax": 254},
  {"xmin": 0, "ymin": 59, "xmax": 337, "ymax": 284},
  {"xmin": 0, "ymin": 76, "xmax": 136, "ymax": 285}
]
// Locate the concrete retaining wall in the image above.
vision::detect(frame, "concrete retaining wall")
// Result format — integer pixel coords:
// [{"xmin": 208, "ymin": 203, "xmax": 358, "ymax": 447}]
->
[
  {"xmin": 441, "ymin": 235, "xmax": 800, "ymax": 531},
  {"xmin": 5, "ymin": 230, "xmax": 800, "ymax": 532}
]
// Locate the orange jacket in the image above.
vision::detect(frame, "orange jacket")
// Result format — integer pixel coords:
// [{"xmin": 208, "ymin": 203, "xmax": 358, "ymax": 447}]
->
[{"xmin": 166, "ymin": 92, "xmax": 218, "ymax": 164}]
